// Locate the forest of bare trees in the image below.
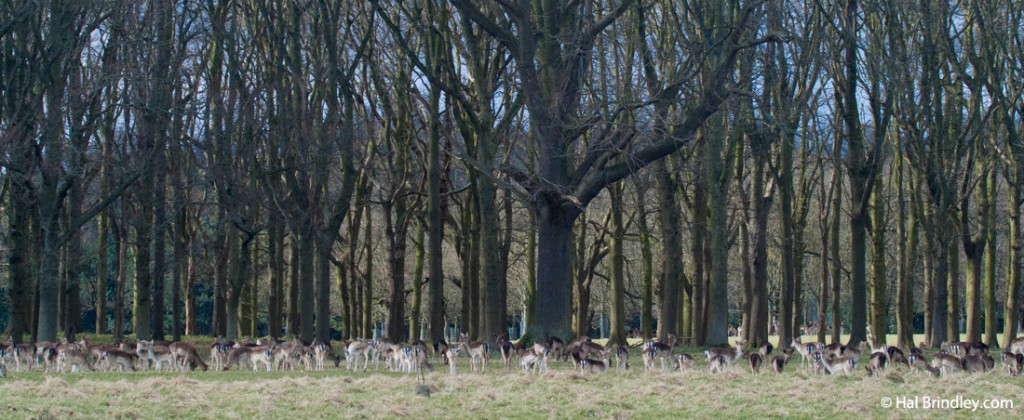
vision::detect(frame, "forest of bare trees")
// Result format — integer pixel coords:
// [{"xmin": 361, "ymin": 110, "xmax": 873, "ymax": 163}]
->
[{"xmin": 2, "ymin": 0, "xmax": 1023, "ymax": 352}]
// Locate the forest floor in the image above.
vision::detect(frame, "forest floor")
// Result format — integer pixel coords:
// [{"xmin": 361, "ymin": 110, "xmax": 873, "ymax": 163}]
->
[{"xmin": 0, "ymin": 335, "xmax": 1020, "ymax": 419}]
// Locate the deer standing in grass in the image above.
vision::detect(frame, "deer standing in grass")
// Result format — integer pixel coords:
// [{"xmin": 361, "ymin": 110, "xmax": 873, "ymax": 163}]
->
[
  {"xmin": 345, "ymin": 339, "xmax": 376, "ymax": 371},
  {"xmin": 460, "ymin": 333, "xmax": 489, "ymax": 373}
]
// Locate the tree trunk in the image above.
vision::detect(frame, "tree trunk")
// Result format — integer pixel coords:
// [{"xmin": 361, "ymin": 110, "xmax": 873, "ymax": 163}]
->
[
  {"xmin": 655, "ymin": 160, "xmax": 681, "ymax": 342},
  {"xmin": 707, "ymin": 124, "xmax": 732, "ymax": 347},
  {"xmin": 410, "ymin": 226, "xmax": 425, "ymax": 341},
  {"xmin": 870, "ymin": 173, "xmax": 887, "ymax": 342},
  {"xmin": 636, "ymin": 186, "xmax": 654, "ymax": 340},
  {"xmin": 529, "ymin": 202, "xmax": 579, "ymax": 343},
  {"xmin": 316, "ymin": 239, "xmax": 333, "ymax": 342},
  {"xmin": 299, "ymin": 231, "xmax": 316, "ymax": 343},
  {"xmin": 689, "ymin": 158, "xmax": 707, "ymax": 345},
  {"xmin": 6, "ymin": 182, "xmax": 32, "ymax": 343},
  {"xmin": 362, "ymin": 206, "xmax": 374, "ymax": 338},
  {"xmin": 114, "ymin": 219, "xmax": 127, "ymax": 342},
  {"xmin": 947, "ymin": 237, "xmax": 960, "ymax": 342},
  {"xmin": 607, "ymin": 183, "xmax": 627, "ymax": 346},
  {"xmin": 895, "ymin": 152, "xmax": 913, "ymax": 348},
  {"xmin": 1003, "ymin": 183, "xmax": 1021, "ymax": 348},
  {"xmin": 983, "ymin": 170, "xmax": 997, "ymax": 346},
  {"xmin": 750, "ymin": 143, "xmax": 772, "ymax": 347}
]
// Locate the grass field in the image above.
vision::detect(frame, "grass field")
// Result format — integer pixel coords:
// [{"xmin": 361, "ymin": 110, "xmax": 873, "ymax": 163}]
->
[{"xmin": 0, "ymin": 335, "xmax": 1021, "ymax": 419}]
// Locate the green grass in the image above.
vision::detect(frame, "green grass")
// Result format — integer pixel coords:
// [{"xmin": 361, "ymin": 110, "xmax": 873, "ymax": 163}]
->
[{"xmin": 0, "ymin": 334, "xmax": 1021, "ymax": 419}]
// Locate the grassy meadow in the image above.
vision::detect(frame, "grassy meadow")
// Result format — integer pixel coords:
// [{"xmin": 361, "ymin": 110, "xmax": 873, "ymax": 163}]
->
[{"xmin": 0, "ymin": 334, "xmax": 1021, "ymax": 419}]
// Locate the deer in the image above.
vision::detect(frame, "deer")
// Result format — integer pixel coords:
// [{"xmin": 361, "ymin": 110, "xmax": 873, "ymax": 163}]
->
[
  {"xmin": 772, "ymin": 348, "xmax": 794, "ymax": 373},
  {"xmin": 345, "ymin": 339, "xmax": 376, "ymax": 371},
  {"xmin": 433, "ymin": 339, "xmax": 450, "ymax": 364},
  {"xmin": 579, "ymin": 350, "xmax": 611, "ymax": 374},
  {"xmin": 496, "ymin": 334, "xmax": 517, "ymax": 373},
  {"xmin": 931, "ymin": 353, "xmax": 963, "ymax": 376},
  {"xmin": 960, "ymin": 353, "xmax": 994, "ymax": 373},
  {"xmin": 643, "ymin": 334, "xmax": 677, "ymax": 371},
  {"xmin": 812, "ymin": 351, "xmax": 856, "ymax": 375},
  {"xmin": 609, "ymin": 344, "xmax": 630, "ymax": 371},
  {"xmin": 790, "ymin": 338, "xmax": 821, "ymax": 368},
  {"xmin": 1009, "ymin": 337, "xmax": 1024, "ymax": 355},
  {"xmin": 311, "ymin": 339, "xmax": 340, "ymax": 370},
  {"xmin": 746, "ymin": 353, "xmax": 764, "ymax": 374},
  {"xmin": 907, "ymin": 353, "xmax": 940, "ymax": 377},
  {"xmin": 676, "ymin": 352, "xmax": 696, "ymax": 370},
  {"xmin": 705, "ymin": 339, "xmax": 745, "ymax": 369},
  {"xmin": 56, "ymin": 346, "xmax": 94, "ymax": 373},
  {"xmin": 99, "ymin": 349, "xmax": 138, "ymax": 372},
  {"xmin": 223, "ymin": 345, "xmax": 274, "ymax": 372},
  {"xmin": 169, "ymin": 342, "xmax": 209, "ymax": 372},
  {"xmin": 446, "ymin": 347, "xmax": 461, "ymax": 376},
  {"xmin": 12, "ymin": 343, "xmax": 37, "ymax": 372},
  {"xmin": 459, "ymin": 333, "xmax": 489, "ymax": 373},
  {"xmin": 1001, "ymin": 351, "xmax": 1023, "ymax": 376},
  {"xmin": 209, "ymin": 337, "xmax": 234, "ymax": 371}
]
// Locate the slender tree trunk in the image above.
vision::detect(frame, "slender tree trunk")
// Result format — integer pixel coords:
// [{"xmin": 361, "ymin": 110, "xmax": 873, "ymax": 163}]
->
[
  {"xmin": 362, "ymin": 205, "xmax": 374, "ymax": 338},
  {"xmin": 689, "ymin": 158, "xmax": 707, "ymax": 345},
  {"xmin": 655, "ymin": 160, "xmax": 681, "ymax": 342},
  {"xmin": 947, "ymin": 236, "xmax": 960, "ymax": 342},
  {"xmin": 707, "ymin": 125, "xmax": 732, "ymax": 347},
  {"xmin": 636, "ymin": 186, "xmax": 654, "ymax": 340},
  {"xmin": 896, "ymin": 152, "xmax": 913, "ymax": 348},
  {"xmin": 6, "ymin": 183, "xmax": 31, "ymax": 343},
  {"xmin": 870, "ymin": 173, "xmax": 887, "ymax": 342},
  {"xmin": 410, "ymin": 226, "xmax": 425, "ymax": 341},
  {"xmin": 1003, "ymin": 183, "xmax": 1021, "ymax": 348},
  {"xmin": 114, "ymin": 219, "xmax": 127, "ymax": 342},
  {"xmin": 608, "ymin": 183, "xmax": 627, "ymax": 346},
  {"xmin": 983, "ymin": 170, "xmax": 998, "ymax": 346}
]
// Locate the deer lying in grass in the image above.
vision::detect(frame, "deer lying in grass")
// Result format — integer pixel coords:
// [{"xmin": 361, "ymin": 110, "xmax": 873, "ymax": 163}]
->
[{"xmin": 459, "ymin": 333, "xmax": 489, "ymax": 373}]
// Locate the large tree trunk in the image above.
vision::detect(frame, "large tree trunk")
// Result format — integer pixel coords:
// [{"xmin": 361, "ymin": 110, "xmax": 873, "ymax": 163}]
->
[{"xmin": 530, "ymin": 202, "xmax": 579, "ymax": 343}]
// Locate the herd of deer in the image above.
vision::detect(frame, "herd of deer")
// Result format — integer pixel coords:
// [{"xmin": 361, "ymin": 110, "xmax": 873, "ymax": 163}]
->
[{"xmin": 1, "ymin": 333, "xmax": 1022, "ymax": 379}]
